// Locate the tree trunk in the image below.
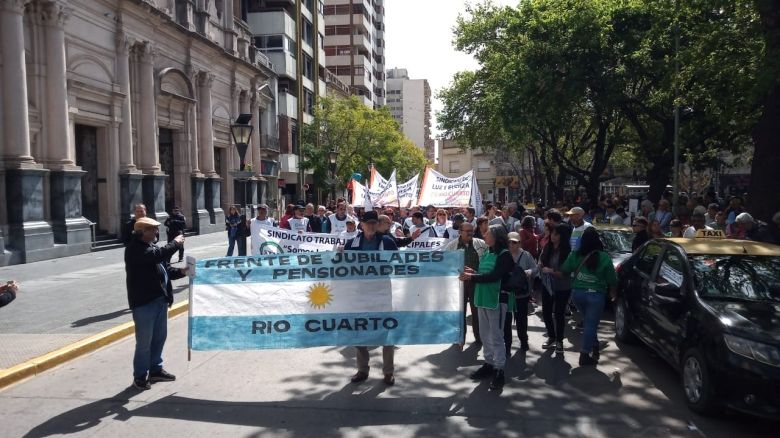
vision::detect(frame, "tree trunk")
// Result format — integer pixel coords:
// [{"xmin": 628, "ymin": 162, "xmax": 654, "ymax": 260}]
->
[
  {"xmin": 646, "ymin": 157, "xmax": 673, "ymax": 204},
  {"xmin": 749, "ymin": 0, "xmax": 780, "ymax": 222}
]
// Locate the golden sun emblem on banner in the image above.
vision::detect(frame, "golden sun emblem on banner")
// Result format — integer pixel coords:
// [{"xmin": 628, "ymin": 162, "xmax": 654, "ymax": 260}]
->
[{"xmin": 307, "ymin": 283, "xmax": 333, "ymax": 309}]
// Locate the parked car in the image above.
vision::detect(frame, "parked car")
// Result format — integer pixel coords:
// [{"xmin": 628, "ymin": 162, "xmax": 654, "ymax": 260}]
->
[
  {"xmin": 614, "ymin": 232, "xmax": 780, "ymax": 418},
  {"xmin": 595, "ymin": 223, "xmax": 635, "ymax": 269}
]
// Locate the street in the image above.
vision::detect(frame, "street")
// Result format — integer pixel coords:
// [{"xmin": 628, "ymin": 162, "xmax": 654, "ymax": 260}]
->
[{"xmin": 1, "ymin": 268, "xmax": 776, "ymax": 437}]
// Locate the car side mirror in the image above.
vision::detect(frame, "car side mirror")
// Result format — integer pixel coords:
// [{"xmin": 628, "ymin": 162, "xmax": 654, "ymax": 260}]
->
[{"xmin": 655, "ymin": 282, "xmax": 682, "ymax": 299}]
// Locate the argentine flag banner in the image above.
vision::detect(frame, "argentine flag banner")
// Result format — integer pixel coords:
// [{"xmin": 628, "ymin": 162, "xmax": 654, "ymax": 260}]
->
[{"xmin": 189, "ymin": 251, "xmax": 464, "ymax": 350}]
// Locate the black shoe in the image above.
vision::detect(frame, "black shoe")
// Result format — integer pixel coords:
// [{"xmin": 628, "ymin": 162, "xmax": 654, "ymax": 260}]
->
[
  {"xmin": 149, "ymin": 369, "xmax": 176, "ymax": 382},
  {"xmin": 597, "ymin": 340, "xmax": 609, "ymax": 351},
  {"xmin": 489, "ymin": 369, "xmax": 505, "ymax": 390},
  {"xmin": 470, "ymin": 363, "xmax": 494, "ymax": 380},
  {"xmin": 132, "ymin": 377, "xmax": 151, "ymax": 390},
  {"xmin": 351, "ymin": 371, "xmax": 369, "ymax": 383},
  {"xmin": 383, "ymin": 373, "xmax": 395, "ymax": 386},
  {"xmin": 542, "ymin": 340, "xmax": 556, "ymax": 349},
  {"xmin": 520, "ymin": 342, "xmax": 530, "ymax": 352},
  {"xmin": 578, "ymin": 352, "xmax": 598, "ymax": 366},
  {"xmin": 555, "ymin": 341, "xmax": 564, "ymax": 353}
]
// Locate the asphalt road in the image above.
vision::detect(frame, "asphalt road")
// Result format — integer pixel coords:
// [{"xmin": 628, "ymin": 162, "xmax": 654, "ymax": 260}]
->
[{"xmin": 1, "ymin": 306, "xmax": 776, "ymax": 437}]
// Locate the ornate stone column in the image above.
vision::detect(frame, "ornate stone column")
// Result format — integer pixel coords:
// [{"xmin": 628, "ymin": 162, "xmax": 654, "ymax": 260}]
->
[
  {"xmin": 1, "ymin": 0, "xmax": 34, "ymax": 165},
  {"xmin": 135, "ymin": 41, "xmax": 167, "ymax": 238},
  {"xmin": 197, "ymin": 71, "xmax": 222, "ymax": 231},
  {"xmin": 116, "ymin": 31, "xmax": 143, "ymax": 239},
  {"xmin": 38, "ymin": 0, "xmax": 90, "ymax": 253},
  {"xmin": 1, "ymin": 0, "xmax": 59, "ymax": 263}
]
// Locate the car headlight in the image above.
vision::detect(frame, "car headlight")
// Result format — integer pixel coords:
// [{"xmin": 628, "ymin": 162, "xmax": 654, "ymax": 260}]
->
[{"xmin": 723, "ymin": 334, "xmax": 780, "ymax": 367}]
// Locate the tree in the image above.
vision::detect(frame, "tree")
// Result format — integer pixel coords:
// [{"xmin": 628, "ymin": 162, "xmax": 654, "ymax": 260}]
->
[
  {"xmin": 748, "ymin": 0, "xmax": 780, "ymax": 222},
  {"xmin": 301, "ymin": 96, "xmax": 428, "ymax": 201}
]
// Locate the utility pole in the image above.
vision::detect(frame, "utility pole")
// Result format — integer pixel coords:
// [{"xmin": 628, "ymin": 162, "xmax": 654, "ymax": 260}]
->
[{"xmin": 672, "ymin": 0, "xmax": 681, "ymax": 210}]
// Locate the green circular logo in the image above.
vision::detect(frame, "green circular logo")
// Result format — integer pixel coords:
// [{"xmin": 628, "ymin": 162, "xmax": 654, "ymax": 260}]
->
[{"xmin": 258, "ymin": 241, "xmax": 284, "ymax": 254}]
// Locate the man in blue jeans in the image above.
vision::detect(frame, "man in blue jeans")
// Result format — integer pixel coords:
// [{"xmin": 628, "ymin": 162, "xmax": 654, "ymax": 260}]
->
[{"xmin": 125, "ymin": 217, "xmax": 188, "ymax": 389}]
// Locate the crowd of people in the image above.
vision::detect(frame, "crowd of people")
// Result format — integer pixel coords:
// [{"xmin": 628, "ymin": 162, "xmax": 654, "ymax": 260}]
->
[{"xmin": 113, "ymin": 190, "xmax": 778, "ymax": 391}]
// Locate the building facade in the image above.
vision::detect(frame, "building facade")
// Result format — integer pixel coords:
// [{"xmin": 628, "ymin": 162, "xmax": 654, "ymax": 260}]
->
[
  {"xmin": 436, "ymin": 139, "xmax": 498, "ymax": 203},
  {"xmin": 247, "ymin": 0, "xmax": 327, "ymax": 204},
  {"xmin": 322, "ymin": 0, "xmax": 385, "ymax": 109},
  {"xmin": 0, "ymin": 0, "xmax": 278, "ymax": 266},
  {"xmin": 386, "ymin": 67, "xmax": 432, "ymax": 158}
]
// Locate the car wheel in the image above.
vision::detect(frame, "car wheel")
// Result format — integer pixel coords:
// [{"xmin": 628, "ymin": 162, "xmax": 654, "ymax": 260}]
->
[
  {"xmin": 614, "ymin": 298, "xmax": 635, "ymax": 343},
  {"xmin": 681, "ymin": 348, "xmax": 719, "ymax": 415}
]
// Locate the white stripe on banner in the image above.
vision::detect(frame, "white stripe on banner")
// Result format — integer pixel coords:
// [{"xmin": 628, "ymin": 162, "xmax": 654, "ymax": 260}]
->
[{"xmin": 192, "ymin": 277, "xmax": 461, "ymax": 316}]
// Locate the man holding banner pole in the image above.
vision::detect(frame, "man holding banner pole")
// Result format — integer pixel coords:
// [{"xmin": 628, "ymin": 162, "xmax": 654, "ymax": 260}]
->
[
  {"xmin": 344, "ymin": 210, "xmax": 400, "ymax": 385},
  {"xmin": 443, "ymin": 222, "xmax": 488, "ymax": 346}
]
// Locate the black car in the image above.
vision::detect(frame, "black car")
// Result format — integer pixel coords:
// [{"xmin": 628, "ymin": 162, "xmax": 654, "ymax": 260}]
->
[{"xmin": 614, "ymin": 236, "xmax": 780, "ymax": 418}]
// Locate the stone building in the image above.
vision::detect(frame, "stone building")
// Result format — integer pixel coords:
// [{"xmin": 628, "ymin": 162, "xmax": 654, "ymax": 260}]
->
[{"xmin": 0, "ymin": 0, "xmax": 279, "ymax": 265}]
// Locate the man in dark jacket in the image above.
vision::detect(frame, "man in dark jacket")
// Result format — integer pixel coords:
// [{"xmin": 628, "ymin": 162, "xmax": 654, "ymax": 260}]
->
[
  {"xmin": 164, "ymin": 206, "xmax": 186, "ymax": 262},
  {"xmin": 631, "ymin": 217, "xmax": 650, "ymax": 251},
  {"xmin": 344, "ymin": 210, "xmax": 399, "ymax": 385},
  {"xmin": 122, "ymin": 203, "xmax": 147, "ymax": 246},
  {"xmin": 0, "ymin": 281, "xmax": 19, "ymax": 308},
  {"xmin": 125, "ymin": 217, "xmax": 187, "ymax": 390}
]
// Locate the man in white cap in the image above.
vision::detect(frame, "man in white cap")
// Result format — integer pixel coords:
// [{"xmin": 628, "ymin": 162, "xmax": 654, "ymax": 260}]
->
[
  {"xmin": 566, "ymin": 207, "xmax": 593, "ymax": 250},
  {"xmin": 125, "ymin": 217, "xmax": 187, "ymax": 390},
  {"xmin": 250, "ymin": 204, "xmax": 276, "ymax": 256}
]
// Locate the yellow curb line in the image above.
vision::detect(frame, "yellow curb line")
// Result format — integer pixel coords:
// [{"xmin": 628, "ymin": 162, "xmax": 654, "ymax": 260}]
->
[{"xmin": 0, "ymin": 300, "xmax": 190, "ymax": 391}]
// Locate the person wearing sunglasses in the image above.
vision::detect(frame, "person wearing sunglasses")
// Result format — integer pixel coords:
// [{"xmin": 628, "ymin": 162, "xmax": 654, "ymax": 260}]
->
[{"xmin": 631, "ymin": 217, "xmax": 649, "ymax": 251}]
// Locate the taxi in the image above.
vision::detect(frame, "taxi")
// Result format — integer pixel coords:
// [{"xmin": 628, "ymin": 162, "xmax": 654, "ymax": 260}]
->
[{"xmin": 614, "ymin": 229, "xmax": 780, "ymax": 418}]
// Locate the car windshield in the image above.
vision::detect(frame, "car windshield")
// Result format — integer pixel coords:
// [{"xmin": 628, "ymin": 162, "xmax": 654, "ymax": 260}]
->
[
  {"xmin": 691, "ymin": 255, "xmax": 780, "ymax": 303},
  {"xmin": 598, "ymin": 230, "xmax": 633, "ymax": 254}
]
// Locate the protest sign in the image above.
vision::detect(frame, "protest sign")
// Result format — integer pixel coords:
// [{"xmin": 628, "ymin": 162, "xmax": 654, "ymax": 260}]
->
[
  {"xmin": 397, "ymin": 174, "xmax": 420, "ymax": 208},
  {"xmin": 416, "ymin": 167, "xmax": 475, "ymax": 207},
  {"xmin": 406, "ymin": 234, "xmax": 449, "ymax": 250},
  {"xmin": 189, "ymin": 251, "xmax": 464, "ymax": 350},
  {"xmin": 250, "ymin": 224, "xmax": 346, "ymax": 255},
  {"xmin": 369, "ymin": 169, "xmax": 399, "ymax": 207}
]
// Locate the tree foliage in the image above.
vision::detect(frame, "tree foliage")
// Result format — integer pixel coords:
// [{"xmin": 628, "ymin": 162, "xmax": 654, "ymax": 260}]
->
[
  {"xmin": 439, "ymin": 0, "xmax": 764, "ymax": 204},
  {"xmin": 301, "ymin": 96, "xmax": 428, "ymax": 190}
]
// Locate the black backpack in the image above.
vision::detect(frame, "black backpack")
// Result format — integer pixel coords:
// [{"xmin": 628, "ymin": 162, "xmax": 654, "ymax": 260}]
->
[{"xmin": 505, "ymin": 251, "xmax": 532, "ymax": 294}]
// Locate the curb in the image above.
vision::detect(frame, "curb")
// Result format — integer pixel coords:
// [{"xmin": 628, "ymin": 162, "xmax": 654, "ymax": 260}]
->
[{"xmin": 0, "ymin": 300, "xmax": 190, "ymax": 391}]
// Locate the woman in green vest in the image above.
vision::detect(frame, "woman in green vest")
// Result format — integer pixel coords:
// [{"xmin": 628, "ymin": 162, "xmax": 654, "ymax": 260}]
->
[
  {"xmin": 459, "ymin": 224, "xmax": 516, "ymax": 390},
  {"xmin": 558, "ymin": 227, "xmax": 618, "ymax": 366}
]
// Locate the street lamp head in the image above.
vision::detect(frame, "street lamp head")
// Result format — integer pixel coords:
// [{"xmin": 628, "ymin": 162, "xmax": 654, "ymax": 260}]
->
[
  {"xmin": 328, "ymin": 149, "xmax": 339, "ymax": 165},
  {"xmin": 231, "ymin": 113, "xmax": 253, "ymax": 171}
]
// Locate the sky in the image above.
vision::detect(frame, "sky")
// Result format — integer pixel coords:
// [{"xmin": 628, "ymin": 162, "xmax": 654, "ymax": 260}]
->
[{"xmin": 383, "ymin": 0, "xmax": 516, "ymax": 137}]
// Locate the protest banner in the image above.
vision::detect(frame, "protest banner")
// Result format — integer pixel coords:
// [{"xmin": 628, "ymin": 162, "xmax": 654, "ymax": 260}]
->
[
  {"xmin": 189, "ymin": 251, "xmax": 464, "ymax": 350},
  {"xmin": 397, "ymin": 173, "xmax": 420, "ymax": 208},
  {"xmin": 406, "ymin": 234, "xmax": 449, "ymax": 250},
  {"xmin": 471, "ymin": 173, "xmax": 484, "ymax": 216},
  {"xmin": 369, "ymin": 169, "xmax": 399, "ymax": 207},
  {"xmin": 350, "ymin": 179, "xmax": 367, "ymax": 206},
  {"xmin": 416, "ymin": 167, "xmax": 475, "ymax": 208},
  {"xmin": 369, "ymin": 166, "xmax": 389, "ymax": 191},
  {"xmin": 250, "ymin": 224, "xmax": 346, "ymax": 255}
]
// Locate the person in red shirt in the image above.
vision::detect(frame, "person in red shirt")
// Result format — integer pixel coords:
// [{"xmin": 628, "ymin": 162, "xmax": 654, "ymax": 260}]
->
[
  {"xmin": 519, "ymin": 216, "xmax": 540, "ymax": 259},
  {"xmin": 278, "ymin": 204, "xmax": 295, "ymax": 229}
]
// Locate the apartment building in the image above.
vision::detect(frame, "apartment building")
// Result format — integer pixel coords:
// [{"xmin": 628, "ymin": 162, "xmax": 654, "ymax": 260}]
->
[
  {"xmin": 0, "ymin": 0, "xmax": 277, "ymax": 265},
  {"xmin": 247, "ymin": 0, "xmax": 327, "ymax": 202},
  {"xmin": 386, "ymin": 68, "xmax": 433, "ymax": 159},
  {"xmin": 323, "ymin": 0, "xmax": 386, "ymax": 109}
]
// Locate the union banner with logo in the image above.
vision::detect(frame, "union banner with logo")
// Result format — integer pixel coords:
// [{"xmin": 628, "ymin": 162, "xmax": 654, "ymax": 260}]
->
[
  {"xmin": 188, "ymin": 251, "xmax": 464, "ymax": 350},
  {"xmin": 250, "ymin": 224, "xmax": 346, "ymax": 255}
]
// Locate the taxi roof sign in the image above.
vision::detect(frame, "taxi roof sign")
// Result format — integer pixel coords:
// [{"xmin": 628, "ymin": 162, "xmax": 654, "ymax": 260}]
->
[{"xmin": 695, "ymin": 229, "xmax": 725, "ymax": 239}]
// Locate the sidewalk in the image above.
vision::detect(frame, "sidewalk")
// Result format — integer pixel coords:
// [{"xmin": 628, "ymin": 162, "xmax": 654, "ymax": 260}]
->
[{"xmin": 0, "ymin": 232, "xmax": 229, "ymax": 370}]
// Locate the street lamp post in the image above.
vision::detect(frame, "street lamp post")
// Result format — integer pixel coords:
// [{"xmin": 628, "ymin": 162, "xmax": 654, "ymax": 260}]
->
[
  {"xmin": 230, "ymin": 113, "xmax": 254, "ymax": 217},
  {"xmin": 328, "ymin": 148, "xmax": 339, "ymax": 205}
]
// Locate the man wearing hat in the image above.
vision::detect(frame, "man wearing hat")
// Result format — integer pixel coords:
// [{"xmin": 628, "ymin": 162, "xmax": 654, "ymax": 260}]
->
[
  {"xmin": 287, "ymin": 204, "xmax": 311, "ymax": 233},
  {"xmin": 566, "ymin": 206, "xmax": 593, "ymax": 251},
  {"xmin": 344, "ymin": 210, "xmax": 399, "ymax": 385},
  {"xmin": 250, "ymin": 204, "xmax": 276, "ymax": 255},
  {"xmin": 445, "ymin": 213, "xmax": 466, "ymax": 239},
  {"xmin": 125, "ymin": 217, "xmax": 187, "ymax": 390}
]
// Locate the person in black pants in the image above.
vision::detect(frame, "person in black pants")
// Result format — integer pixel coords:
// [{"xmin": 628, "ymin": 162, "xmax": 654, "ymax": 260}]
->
[
  {"xmin": 164, "ymin": 206, "xmax": 187, "ymax": 262},
  {"xmin": 539, "ymin": 224, "xmax": 573, "ymax": 353},
  {"xmin": 503, "ymin": 232, "xmax": 538, "ymax": 356}
]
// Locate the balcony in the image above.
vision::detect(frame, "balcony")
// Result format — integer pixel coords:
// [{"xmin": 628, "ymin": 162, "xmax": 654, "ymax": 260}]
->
[
  {"xmin": 278, "ymin": 92, "xmax": 298, "ymax": 118},
  {"xmin": 263, "ymin": 51, "xmax": 296, "ymax": 80},
  {"xmin": 260, "ymin": 135, "xmax": 281, "ymax": 153},
  {"xmin": 249, "ymin": 48, "xmax": 274, "ymax": 71},
  {"xmin": 260, "ymin": 159, "xmax": 279, "ymax": 178},
  {"xmin": 247, "ymin": 10, "xmax": 296, "ymax": 40},
  {"xmin": 279, "ymin": 153, "xmax": 300, "ymax": 174}
]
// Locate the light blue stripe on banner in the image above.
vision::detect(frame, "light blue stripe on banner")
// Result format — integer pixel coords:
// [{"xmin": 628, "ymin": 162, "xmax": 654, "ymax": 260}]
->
[
  {"xmin": 190, "ymin": 311, "xmax": 462, "ymax": 350},
  {"xmin": 194, "ymin": 250, "xmax": 463, "ymax": 285}
]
